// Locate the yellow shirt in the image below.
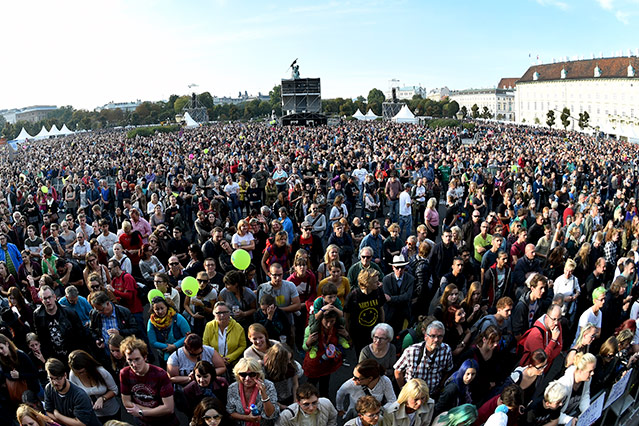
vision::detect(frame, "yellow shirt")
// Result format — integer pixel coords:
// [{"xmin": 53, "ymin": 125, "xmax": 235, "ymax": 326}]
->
[{"xmin": 318, "ymin": 277, "xmax": 351, "ymax": 306}]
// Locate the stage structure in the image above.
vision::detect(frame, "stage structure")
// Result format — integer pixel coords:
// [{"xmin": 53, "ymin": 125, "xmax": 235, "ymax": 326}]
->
[
  {"xmin": 183, "ymin": 92, "xmax": 209, "ymax": 124},
  {"xmin": 382, "ymin": 87, "xmax": 404, "ymax": 121},
  {"xmin": 281, "ymin": 60, "xmax": 327, "ymax": 126}
]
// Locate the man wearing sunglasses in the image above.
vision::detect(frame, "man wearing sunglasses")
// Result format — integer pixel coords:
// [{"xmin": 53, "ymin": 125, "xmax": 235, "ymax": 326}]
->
[
  {"xmin": 347, "ymin": 247, "xmax": 383, "ymax": 287},
  {"xmin": 278, "ymin": 383, "xmax": 338, "ymax": 426}
]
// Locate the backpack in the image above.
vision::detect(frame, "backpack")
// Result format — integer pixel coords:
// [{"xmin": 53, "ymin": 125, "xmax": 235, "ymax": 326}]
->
[
  {"xmin": 515, "ymin": 325, "xmax": 545, "ymax": 366},
  {"xmin": 394, "ymin": 327, "xmax": 419, "ymax": 355}
]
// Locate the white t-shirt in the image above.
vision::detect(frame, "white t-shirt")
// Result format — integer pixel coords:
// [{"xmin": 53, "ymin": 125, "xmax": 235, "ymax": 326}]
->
[
  {"xmin": 167, "ymin": 345, "xmax": 218, "ymax": 377},
  {"xmin": 399, "ymin": 191, "xmax": 412, "ymax": 216},
  {"xmin": 352, "ymin": 168, "xmax": 368, "ymax": 185},
  {"xmin": 97, "ymin": 232, "xmax": 118, "ymax": 252},
  {"xmin": 231, "ymin": 232, "xmax": 255, "ymax": 257}
]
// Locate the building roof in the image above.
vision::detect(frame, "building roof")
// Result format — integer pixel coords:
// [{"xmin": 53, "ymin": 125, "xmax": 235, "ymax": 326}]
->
[
  {"xmin": 497, "ymin": 78, "xmax": 518, "ymax": 89},
  {"xmin": 518, "ymin": 56, "xmax": 639, "ymax": 83}
]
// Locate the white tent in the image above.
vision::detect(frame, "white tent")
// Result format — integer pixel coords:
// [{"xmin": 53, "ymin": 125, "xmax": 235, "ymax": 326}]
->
[
  {"xmin": 392, "ymin": 104, "xmax": 417, "ymax": 124},
  {"xmin": 34, "ymin": 125, "xmax": 50, "ymax": 140},
  {"xmin": 59, "ymin": 124, "xmax": 74, "ymax": 136},
  {"xmin": 364, "ymin": 109, "xmax": 380, "ymax": 121},
  {"xmin": 353, "ymin": 109, "xmax": 366, "ymax": 121},
  {"xmin": 49, "ymin": 125, "xmax": 62, "ymax": 137},
  {"xmin": 15, "ymin": 127, "xmax": 34, "ymax": 141},
  {"xmin": 183, "ymin": 112, "xmax": 199, "ymax": 128}
]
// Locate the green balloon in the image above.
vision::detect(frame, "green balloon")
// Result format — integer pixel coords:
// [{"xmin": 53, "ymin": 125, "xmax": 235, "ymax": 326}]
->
[
  {"xmin": 231, "ymin": 249, "xmax": 251, "ymax": 270},
  {"xmin": 147, "ymin": 289, "xmax": 165, "ymax": 303},
  {"xmin": 181, "ymin": 276, "xmax": 199, "ymax": 297}
]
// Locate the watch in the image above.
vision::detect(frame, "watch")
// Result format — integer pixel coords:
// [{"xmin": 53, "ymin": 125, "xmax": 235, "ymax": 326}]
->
[{"xmin": 138, "ymin": 409, "xmax": 144, "ymax": 417}]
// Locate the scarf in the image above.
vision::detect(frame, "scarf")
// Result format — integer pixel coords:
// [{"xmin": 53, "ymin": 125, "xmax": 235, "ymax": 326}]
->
[
  {"xmin": 150, "ymin": 307, "xmax": 176, "ymax": 330},
  {"xmin": 239, "ymin": 383, "xmax": 260, "ymax": 426}
]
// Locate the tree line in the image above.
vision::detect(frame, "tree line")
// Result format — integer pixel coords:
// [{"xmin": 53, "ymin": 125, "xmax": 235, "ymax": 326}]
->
[{"xmin": 1, "ymin": 86, "xmax": 462, "ymax": 140}]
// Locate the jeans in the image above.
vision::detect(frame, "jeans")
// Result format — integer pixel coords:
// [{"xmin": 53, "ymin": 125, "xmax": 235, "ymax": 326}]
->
[
  {"xmin": 388, "ymin": 199, "xmax": 399, "ymax": 222},
  {"xmin": 399, "ymin": 214, "xmax": 412, "ymax": 242}
]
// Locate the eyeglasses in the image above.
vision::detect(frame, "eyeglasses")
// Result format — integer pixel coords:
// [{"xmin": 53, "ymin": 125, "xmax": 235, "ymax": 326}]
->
[
  {"xmin": 90, "ymin": 285, "xmax": 101, "ymax": 290},
  {"xmin": 215, "ymin": 311, "xmax": 231, "ymax": 316},
  {"xmin": 353, "ymin": 375, "xmax": 367, "ymax": 382},
  {"xmin": 238, "ymin": 371, "xmax": 258, "ymax": 378},
  {"xmin": 197, "ymin": 279, "xmax": 209, "ymax": 283},
  {"xmin": 548, "ymin": 316, "xmax": 561, "ymax": 323},
  {"xmin": 300, "ymin": 400, "xmax": 319, "ymax": 408},
  {"xmin": 362, "ymin": 411, "xmax": 381, "ymax": 419},
  {"xmin": 427, "ymin": 334, "xmax": 444, "ymax": 340},
  {"xmin": 169, "ymin": 262, "xmax": 179, "ymax": 266},
  {"xmin": 534, "ymin": 363, "xmax": 548, "ymax": 370},
  {"xmin": 372, "ymin": 336, "xmax": 388, "ymax": 341},
  {"xmin": 361, "ymin": 255, "xmax": 372, "ymax": 259}
]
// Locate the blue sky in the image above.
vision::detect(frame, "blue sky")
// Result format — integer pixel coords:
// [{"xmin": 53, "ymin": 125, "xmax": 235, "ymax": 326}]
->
[{"xmin": 2, "ymin": 0, "xmax": 638, "ymax": 110}]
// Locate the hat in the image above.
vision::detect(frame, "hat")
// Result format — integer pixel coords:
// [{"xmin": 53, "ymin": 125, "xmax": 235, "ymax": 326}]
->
[
  {"xmin": 404, "ymin": 182, "xmax": 412, "ymax": 189},
  {"xmin": 390, "ymin": 254, "xmax": 409, "ymax": 267},
  {"xmin": 249, "ymin": 218, "xmax": 259, "ymax": 224},
  {"xmin": 301, "ymin": 220, "xmax": 312, "ymax": 228}
]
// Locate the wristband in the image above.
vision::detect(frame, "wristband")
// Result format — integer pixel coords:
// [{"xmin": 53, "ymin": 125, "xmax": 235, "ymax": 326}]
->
[{"xmin": 261, "ymin": 397, "xmax": 271, "ymax": 403}]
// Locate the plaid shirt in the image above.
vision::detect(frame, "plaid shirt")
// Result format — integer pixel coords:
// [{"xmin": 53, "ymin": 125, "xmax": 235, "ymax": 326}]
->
[
  {"xmin": 604, "ymin": 241, "xmax": 617, "ymax": 264},
  {"xmin": 101, "ymin": 309, "xmax": 118, "ymax": 347},
  {"xmin": 394, "ymin": 342, "xmax": 453, "ymax": 393}
]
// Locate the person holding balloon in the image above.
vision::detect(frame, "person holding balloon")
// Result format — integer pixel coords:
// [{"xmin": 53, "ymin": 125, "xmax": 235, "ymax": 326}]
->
[
  {"xmin": 147, "ymin": 295, "xmax": 191, "ymax": 363},
  {"xmin": 183, "ymin": 272, "xmax": 217, "ymax": 336}
]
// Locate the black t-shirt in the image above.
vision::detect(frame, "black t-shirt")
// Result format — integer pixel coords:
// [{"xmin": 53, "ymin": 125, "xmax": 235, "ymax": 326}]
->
[
  {"xmin": 344, "ymin": 288, "xmax": 386, "ymax": 345},
  {"xmin": 524, "ymin": 395, "xmax": 561, "ymax": 426}
]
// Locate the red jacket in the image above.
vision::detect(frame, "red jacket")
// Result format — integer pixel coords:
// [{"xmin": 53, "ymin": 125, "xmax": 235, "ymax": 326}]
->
[
  {"xmin": 519, "ymin": 314, "xmax": 562, "ymax": 371},
  {"xmin": 112, "ymin": 272, "xmax": 143, "ymax": 314}
]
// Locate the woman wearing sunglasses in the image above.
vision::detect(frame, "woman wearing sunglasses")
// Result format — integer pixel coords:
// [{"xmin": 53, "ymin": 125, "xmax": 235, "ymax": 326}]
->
[
  {"xmin": 226, "ymin": 358, "xmax": 279, "ymax": 426},
  {"xmin": 191, "ymin": 396, "xmax": 230, "ymax": 426}
]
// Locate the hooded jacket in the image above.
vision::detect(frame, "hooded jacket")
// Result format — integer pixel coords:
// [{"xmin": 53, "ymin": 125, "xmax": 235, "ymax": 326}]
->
[{"xmin": 519, "ymin": 314, "xmax": 562, "ymax": 370}]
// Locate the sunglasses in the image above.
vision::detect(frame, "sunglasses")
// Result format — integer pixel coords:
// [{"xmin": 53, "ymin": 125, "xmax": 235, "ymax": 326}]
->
[
  {"xmin": 238, "ymin": 371, "xmax": 258, "ymax": 378},
  {"xmin": 202, "ymin": 414, "xmax": 222, "ymax": 421}
]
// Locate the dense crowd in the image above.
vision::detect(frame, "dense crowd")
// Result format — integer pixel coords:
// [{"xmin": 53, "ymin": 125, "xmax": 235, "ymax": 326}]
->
[{"xmin": 2, "ymin": 120, "xmax": 639, "ymax": 426}]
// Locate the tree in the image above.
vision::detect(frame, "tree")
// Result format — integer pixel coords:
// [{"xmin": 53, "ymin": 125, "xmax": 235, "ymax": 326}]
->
[
  {"xmin": 481, "ymin": 106, "xmax": 492, "ymax": 119},
  {"xmin": 560, "ymin": 107, "xmax": 571, "ymax": 130},
  {"xmin": 578, "ymin": 111, "xmax": 590, "ymax": 129},
  {"xmin": 173, "ymin": 96, "xmax": 191, "ymax": 114},
  {"xmin": 269, "ymin": 85, "xmax": 281, "ymax": 107},
  {"xmin": 367, "ymin": 88, "xmax": 385, "ymax": 105},
  {"xmin": 198, "ymin": 92, "xmax": 214, "ymax": 109},
  {"xmin": 460, "ymin": 106, "xmax": 468, "ymax": 119},
  {"xmin": 546, "ymin": 110, "xmax": 556, "ymax": 128},
  {"xmin": 471, "ymin": 104, "xmax": 479, "ymax": 119},
  {"xmin": 534, "ymin": 117, "xmax": 540, "ymax": 125}
]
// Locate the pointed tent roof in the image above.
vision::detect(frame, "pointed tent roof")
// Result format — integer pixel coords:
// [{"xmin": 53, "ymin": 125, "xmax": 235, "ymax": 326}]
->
[
  {"xmin": 183, "ymin": 112, "xmax": 199, "ymax": 128},
  {"xmin": 60, "ymin": 124, "xmax": 74, "ymax": 135},
  {"xmin": 392, "ymin": 104, "xmax": 417, "ymax": 123},
  {"xmin": 49, "ymin": 125, "xmax": 62, "ymax": 137},
  {"xmin": 15, "ymin": 127, "xmax": 34, "ymax": 141},
  {"xmin": 364, "ymin": 109, "xmax": 379, "ymax": 121},
  {"xmin": 394, "ymin": 104, "xmax": 415, "ymax": 119},
  {"xmin": 353, "ymin": 109, "xmax": 365, "ymax": 120},
  {"xmin": 34, "ymin": 125, "xmax": 50, "ymax": 139}
]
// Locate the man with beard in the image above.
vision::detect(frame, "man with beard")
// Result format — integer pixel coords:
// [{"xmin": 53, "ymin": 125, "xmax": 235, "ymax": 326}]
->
[{"xmin": 44, "ymin": 358, "xmax": 102, "ymax": 426}]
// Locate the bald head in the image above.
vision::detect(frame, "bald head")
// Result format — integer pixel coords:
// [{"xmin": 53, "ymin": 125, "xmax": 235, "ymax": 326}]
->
[{"xmin": 525, "ymin": 244, "xmax": 536, "ymax": 260}]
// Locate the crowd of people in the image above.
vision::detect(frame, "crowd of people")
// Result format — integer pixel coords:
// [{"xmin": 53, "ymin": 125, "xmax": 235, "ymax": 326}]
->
[{"xmin": 2, "ymin": 120, "xmax": 639, "ymax": 426}]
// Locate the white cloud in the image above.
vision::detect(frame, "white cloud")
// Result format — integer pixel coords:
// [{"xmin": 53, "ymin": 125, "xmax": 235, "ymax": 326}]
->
[
  {"xmin": 596, "ymin": 0, "xmax": 614, "ymax": 9},
  {"xmin": 616, "ymin": 10, "xmax": 630, "ymax": 23}
]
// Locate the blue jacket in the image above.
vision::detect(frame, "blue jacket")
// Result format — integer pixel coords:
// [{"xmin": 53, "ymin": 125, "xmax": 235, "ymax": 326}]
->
[
  {"xmin": 60, "ymin": 296, "xmax": 93, "ymax": 327},
  {"xmin": 280, "ymin": 217, "xmax": 295, "ymax": 244},
  {"xmin": 0, "ymin": 242, "xmax": 22, "ymax": 271},
  {"xmin": 148, "ymin": 313, "xmax": 190, "ymax": 361}
]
